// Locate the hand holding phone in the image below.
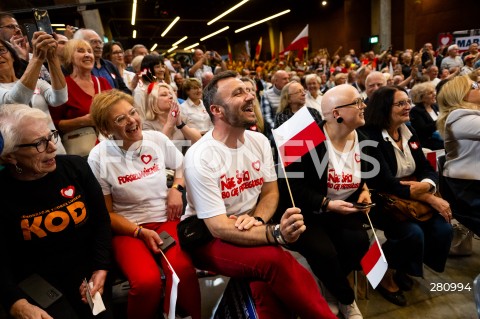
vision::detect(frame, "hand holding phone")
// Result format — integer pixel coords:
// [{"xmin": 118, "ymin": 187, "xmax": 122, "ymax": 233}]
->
[
  {"xmin": 352, "ymin": 202, "xmax": 376, "ymax": 210},
  {"xmin": 33, "ymin": 9, "xmax": 53, "ymax": 35},
  {"xmin": 159, "ymin": 231, "xmax": 176, "ymax": 251}
]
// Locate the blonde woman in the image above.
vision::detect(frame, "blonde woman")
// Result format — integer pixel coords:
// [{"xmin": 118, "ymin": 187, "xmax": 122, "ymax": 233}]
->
[
  {"xmin": 437, "ymin": 75, "xmax": 480, "ymax": 236},
  {"xmin": 144, "ymin": 82, "xmax": 201, "ymax": 151}
]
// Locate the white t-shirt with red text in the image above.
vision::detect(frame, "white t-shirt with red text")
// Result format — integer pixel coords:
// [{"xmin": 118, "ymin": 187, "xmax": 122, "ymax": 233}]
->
[
  {"xmin": 324, "ymin": 130, "xmax": 362, "ymax": 200},
  {"xmin": 88, "ymin": 130, "xmax": 183, "ymax": 224},
  {"xmin": 184, "ymin": 130, "xmax": 277, "ymax": 219}
]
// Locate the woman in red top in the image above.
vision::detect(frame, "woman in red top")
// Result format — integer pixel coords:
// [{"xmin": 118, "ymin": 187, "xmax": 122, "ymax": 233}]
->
[{"xmin": 49, "ymin": 39, "xmax": 111, "ymax": 156}]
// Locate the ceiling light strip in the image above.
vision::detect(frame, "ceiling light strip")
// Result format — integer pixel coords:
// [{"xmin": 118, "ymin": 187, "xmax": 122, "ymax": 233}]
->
[
  {"xmin": 200, "ymin": 26, "xmax": 230, "ymax": 41},
  {"xmin": 184, "ymin": 42, "xmax": 200, "ymax": 50},
  {"xmin": 133, "ymin": 30, "xmax": 137, "ymax": 39},
  {"xmin": 167, "ymin": 46, "xmax": 178, "ymax": 53},
  {"xmin": 161, "ymin": 16, "xmax": 180, "ymax": 37},
  {"xmin": 235, "ymin": 9, "xmax": 291, "ymax": 33},
  {"xmin": 131, "ymin": 0, "xmax": 137, "ymax": 25},
  {"xmin": 172, "ymin": 36, "xmax": 188, "ymax": 47},
  {"xmin": 207, "ymin": 0, "xmax": 249, "ymax": 25},
  {"xmin": 150, "ymin": 43, "xmax": 158, "ymax": 51}
]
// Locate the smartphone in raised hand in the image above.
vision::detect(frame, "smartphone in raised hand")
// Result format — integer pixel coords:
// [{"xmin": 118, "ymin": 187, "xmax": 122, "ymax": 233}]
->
[{"xmin": 33, "ymin": 9, "xmax": 53, "ymax": 35}]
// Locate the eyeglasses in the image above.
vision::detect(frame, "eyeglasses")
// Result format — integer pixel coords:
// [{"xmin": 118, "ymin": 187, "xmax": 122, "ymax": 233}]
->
[
  {"xmin": 392, "ymin": 99, "xmax": 412, "ymax": 108},
  {"xmin": 471, "ymin": 82, "xmax": 479, "ymax": 90},
  {"xmin": 0, "ymin": 24, "xmax": 20, "ymax": 30},
  {"xmin": 0, "ymin": 47, "xmax": 9, "ymax": 56},
  {"xmin": 290, "ymin": 89, "xmax": 307, "ymax": 96},
  {"xmin": 112, "ymin": 50, "xmax": 124, "ymax": 55},
  {"xmin": 334, "ymin": 97, "xmax": 366, "ymax": 110},
  {"xmin": 16, "ymin": 130, "xmax": 59, "ymax": 153},
  {"xmin": 113, "ymin": 108, "xmax": 138, "ymax": 126}
]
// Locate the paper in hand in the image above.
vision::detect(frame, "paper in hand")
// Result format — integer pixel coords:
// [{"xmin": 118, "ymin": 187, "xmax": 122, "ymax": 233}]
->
[{"xmin": 84, "ymin": 279, "xmax": 106, "ymax": 315}]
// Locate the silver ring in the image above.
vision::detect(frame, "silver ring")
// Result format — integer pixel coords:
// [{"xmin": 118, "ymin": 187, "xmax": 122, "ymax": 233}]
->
[{"xmin": 291, "ymin": 222, "xmax": 297, "ymax": 230}]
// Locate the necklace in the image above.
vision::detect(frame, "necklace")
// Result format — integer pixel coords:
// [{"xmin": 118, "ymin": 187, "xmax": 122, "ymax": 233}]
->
[{"xmin": 391, "ymin": 129, "xmax": 402, "ymax": 142}]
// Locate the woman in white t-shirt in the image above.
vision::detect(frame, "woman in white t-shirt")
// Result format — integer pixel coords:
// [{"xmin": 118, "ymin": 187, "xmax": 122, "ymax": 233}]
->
[
  {"xmin": 179, "ymin": 77, "xmax": 212, "ymax": 134},
  {"xmin": 88, "ymin": 90, "xmax": 201, "ymax": 319},
  {"xmin": 143, "ymin": 82, "xmax": 201, "ymax": 152},
  {"xmin": 275, "ymin": 84, "xmax": 371, "ymax": 318}
]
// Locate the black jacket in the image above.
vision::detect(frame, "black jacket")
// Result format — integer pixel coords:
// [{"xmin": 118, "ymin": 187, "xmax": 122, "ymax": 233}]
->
[{"xmin": 409, "ymin": 103, "xmax": 443, "ymax": 150}]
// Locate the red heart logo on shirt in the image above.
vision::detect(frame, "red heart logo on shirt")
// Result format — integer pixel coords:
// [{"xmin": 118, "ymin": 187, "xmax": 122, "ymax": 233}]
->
[
  {"xmin": 141, "ymin": 154, "xmax": 152, "ymax": 164},
  {"xmin": 61, "ymin": 186, "xmax": 75, "ymax": 198},
  {"xmin": 252, "ymin": 160, "xmax": 261, "ymax": 171}
]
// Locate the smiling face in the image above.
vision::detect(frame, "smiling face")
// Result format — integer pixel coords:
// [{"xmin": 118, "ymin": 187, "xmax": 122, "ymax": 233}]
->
[
  {"xmin": 215, "ymin": 77, "xmax": 256, "ymax": 128},
  {"xmin": 72, "ymin": 42, "xmax": 94, "ymax": 71},
  {"xmin": 390, "ymin": 90, "xmax": 411, "ymax": 128},
  {"xmin": 106, "ymin": 99, "xmax": 143, "ymax": 148},
  {"xmin": 154, "ymin": 62, "xmax": 165, "ymax": 80},
  {"xmin": 0, "ymin": 43, "xmax": 15, "ymax": 75},
  {"xmin": 422, "ymin": 89, "xmax": 436, "ymax": 106},
  {"xmin": 9, "ymin": 118, "xmax": 57, "ymax": 180},
  {"xmin": 82, "ymin": 30, "xmax": 103, "ymax": 61},
  {"xmin": 306, "ymin": 76, "xmax": 320, "ymax": 94},
  {"xmin": 110, "ymin": 44, "xmax": 124, "ymax": 66},
  {"xmin": 330, "ymin": 85, "xmax": 366, "ymax": 129},
  {"xmin": 186, "ymin": 83, "xmax": 202, "ymax": 102},
  {"xmin": 287, "ymin": 82, "xmax": 307, "ymax": 108},
  {"xmin": 0, "ymin": 16, "xmax": 22, "ymax": 41}
]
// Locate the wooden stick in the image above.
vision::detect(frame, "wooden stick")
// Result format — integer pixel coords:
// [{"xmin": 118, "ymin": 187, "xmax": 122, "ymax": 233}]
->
[{"xmin": 365, "ymin": 212, "xmax": 387, "ymax": 263}]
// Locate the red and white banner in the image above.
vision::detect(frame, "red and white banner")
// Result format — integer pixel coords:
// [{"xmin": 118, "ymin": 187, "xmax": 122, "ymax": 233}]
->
[
  {"xmin": 361, "ymin": 241, "xmax": 388, "ymax": 289},
  {"xmin": 255, "ymin": 37, "xmax": 262, "ymax": 61},
  {"xmin": 280, "ymin": 25, "xmax": 309, "ymax": 60},
  {"xmin": 272, "ymin": 106, "xmax": 325, "ymax": 167}
]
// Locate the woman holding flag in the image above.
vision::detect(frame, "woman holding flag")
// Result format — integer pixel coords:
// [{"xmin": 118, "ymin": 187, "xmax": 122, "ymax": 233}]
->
[
  {"xmin": 274, "ymin": 84, "xmax": 372, "ymax": 319},
  {"xmin": 87, "ymin": 90, "xmax": 201, "ymax": 319}
]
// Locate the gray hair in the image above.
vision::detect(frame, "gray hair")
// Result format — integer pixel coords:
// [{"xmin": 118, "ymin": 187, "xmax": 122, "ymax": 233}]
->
[
  {"xmin": 305, "ymin": 73, "xmax": 321, "ymax": 85},
  {"xmin": 0, "ymin": 104, "xmax": 48, "ymax": 157}
]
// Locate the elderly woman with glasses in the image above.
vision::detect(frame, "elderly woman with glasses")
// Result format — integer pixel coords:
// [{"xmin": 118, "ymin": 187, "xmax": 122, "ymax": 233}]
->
[
  {"xmin": 87, "ymin": 90, "xmax": 201, "ymax": 319},
  {"xmin": 362, "ymin": 85, "xmax": 452, "ymax": 307},
  {"xmin": 437, "ymin": 75, "xmax": 480, "ymax": 236},
  {"xmin": 0, "ymin": 104, "xmax": 113, "ymax": 319},
  {"xmin": 274, "ymin": 84, "xmax": 373, "ymax": 318}
]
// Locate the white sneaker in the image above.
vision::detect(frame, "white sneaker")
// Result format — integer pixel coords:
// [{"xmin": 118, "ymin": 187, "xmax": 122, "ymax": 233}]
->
[
  {"xmin": 338, "ymin": 300, "xmax": 363, "ymax": 319},
  {"xmin": 319, "ymin": 281, "xmax": 339, "ymax": 315}
]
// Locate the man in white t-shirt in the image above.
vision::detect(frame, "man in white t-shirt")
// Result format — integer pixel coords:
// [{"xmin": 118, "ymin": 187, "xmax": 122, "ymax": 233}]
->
[{"xmin": 183, "ymin": 71, "xmax": 336, "ymax": 319}]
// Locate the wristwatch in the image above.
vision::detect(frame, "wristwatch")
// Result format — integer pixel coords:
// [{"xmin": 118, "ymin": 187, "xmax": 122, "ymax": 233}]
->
[
  {"xmin": 172, "ymin": 184, "xmax": 185, "ymax": 192},
  {"xmin": 254, "ymin": 216, "xmax": 265, "ymax": 224},
  {"xmin": 176, "ymin": 121, "xmax": 187, "ymax": 129}
]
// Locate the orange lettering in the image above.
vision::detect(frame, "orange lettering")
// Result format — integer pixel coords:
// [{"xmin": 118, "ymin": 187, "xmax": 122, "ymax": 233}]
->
[
  {"xmin": 67, "ymin": 201, "xmax": 87, "ymax": 224},
  {"xmin": 44, "ymin": 211, "xmax": 70, "ymax": 233},
  {"xmin": 21, "ymin": 217, "xmax": 47, "ymax": 240}
]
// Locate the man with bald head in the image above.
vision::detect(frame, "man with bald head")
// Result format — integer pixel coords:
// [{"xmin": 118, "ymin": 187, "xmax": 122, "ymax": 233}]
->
[
  {"xmin": 74, "ymin": 28, "xmax": 131, "ymax": 94},
  {"xmin": 364, "ymin": 71, "xmax": 386, "ymax": 102},
  {"xmin": 261, "ymin": 70, "xmax": 290, "ymax": 131}
]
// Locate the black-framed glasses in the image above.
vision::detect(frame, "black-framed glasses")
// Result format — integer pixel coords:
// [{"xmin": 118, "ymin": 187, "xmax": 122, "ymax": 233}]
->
[
  {"xmin": 16, "ymin": 130, "xmax": 59, "ymax": 153},
  {"xmin": 392, "ymin": 99, "xmax": 412, "ymax": 108},
  {"xmin": 334, "ymin": 97, "xmax": 365, "ymax": 110},
  {"xmin": 113, "ymin": 108, "xmax": 138, "ymax": 126},
  {"xmin": 0, "ymin": 24, "xmax": 20, "ymax": 30}
]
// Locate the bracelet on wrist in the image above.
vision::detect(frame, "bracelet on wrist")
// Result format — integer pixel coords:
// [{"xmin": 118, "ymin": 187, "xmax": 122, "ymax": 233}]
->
[
  {"xmin": 133, "ymin": 226, "xmax": 143, "ymax": 238},
  {"xmin": 321, "ymin": 197, "xmax": 331, "ymax": 213},
  {"xmin": 254, "ymin": 216, "xmax": 265, "ymax": 224},
  {"xmin": 265, "ymin": 224, "xmax": 273, "ymax": 244},
  {"xmin": 273, "ymin": 224, "xmax": 286, "ymax": 245},
  {"xmin": 176, "ymin": 121, "xmax": 186, "ymax": 129}
]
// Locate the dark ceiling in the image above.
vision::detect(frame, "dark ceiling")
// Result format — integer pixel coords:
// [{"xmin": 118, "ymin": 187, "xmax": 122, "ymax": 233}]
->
[{"xmin": 2, "ymin": 0, "xmax": 340, "ymax": 54}]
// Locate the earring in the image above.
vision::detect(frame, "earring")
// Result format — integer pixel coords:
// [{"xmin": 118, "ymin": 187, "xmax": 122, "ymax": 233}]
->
[
  {"xmin": 15, "ymin": 164, "xmax": 22, "ymax": 174},
  {"xmin": 107, "ymin": 134, "xmax": 114, "ymax": 140},
  {"xmin": 336, "ymin": 117, "xmax": 344, "ymax": 124}
]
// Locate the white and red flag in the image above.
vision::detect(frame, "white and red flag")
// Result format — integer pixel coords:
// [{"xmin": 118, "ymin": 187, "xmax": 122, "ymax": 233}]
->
[
  {"xmin": 272, "ymin": 106, "xmax": 325, "ymax": 167},
  {"xmin": 361, "ymin": 240, "xmax": 388, "ymax": 289},
  {"xmin": 255, "ymin": 37, "xmax": 262, "ymax": 61},
  {"xmin": 280, "ymin": 25, "xmax": 309, "ymax": 60}
]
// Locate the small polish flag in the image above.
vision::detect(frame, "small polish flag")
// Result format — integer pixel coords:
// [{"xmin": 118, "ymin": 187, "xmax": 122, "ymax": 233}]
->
[
  {"xmin": 361, "ymin": 241, "xmax": 388, "ymax": 289},
  {"xmin": 272, "ymin": 106, "xmax": 325, "ymax": 167}
]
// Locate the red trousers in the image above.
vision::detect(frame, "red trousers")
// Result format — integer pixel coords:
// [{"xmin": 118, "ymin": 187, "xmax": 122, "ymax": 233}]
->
[
  {"xmin": 192, "ymin": 239, "xmax": 336, "ymax": 319},
  {"xmin": 112, "ymin": 221, "xmax": 201, "ymax": 319}
]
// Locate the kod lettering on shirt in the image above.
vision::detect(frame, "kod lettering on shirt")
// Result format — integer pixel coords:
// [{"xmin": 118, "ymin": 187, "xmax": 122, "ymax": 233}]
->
[{"xmin": 21, "ymin": 194, "xmax": 87, "ymax": 240}]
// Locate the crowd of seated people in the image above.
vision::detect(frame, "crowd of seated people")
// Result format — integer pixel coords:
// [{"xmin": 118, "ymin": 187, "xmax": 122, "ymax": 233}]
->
[{"xmin": 1, "ymin": 9, "xmax": 480, "ymax": 318}]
